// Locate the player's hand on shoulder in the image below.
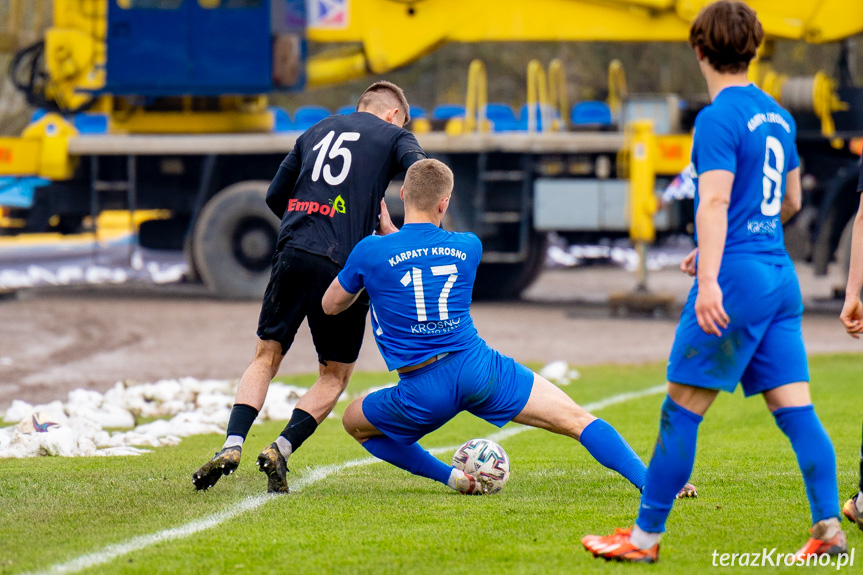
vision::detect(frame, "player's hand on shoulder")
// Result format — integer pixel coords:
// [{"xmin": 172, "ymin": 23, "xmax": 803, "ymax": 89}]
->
[
  {"xmin": 694, "ymin": 280, "xmax": 729, "ymax": 337},
  {"xmin": 680, "ymin": 249, "xmax": 697, "ymax": 276},
  {"xmin": 839, "ymin": 296, "xmax": 863, "ymax": 339},
  {"xmin": 376, "ymin": 199, "xmax": 399, "ymax": 235}
]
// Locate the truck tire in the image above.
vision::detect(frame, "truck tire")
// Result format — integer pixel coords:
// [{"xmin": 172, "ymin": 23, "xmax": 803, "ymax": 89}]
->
[
  {"xmin": 193, "ymin": 181, "xmax": 279, "ymax": 299},
  {"xmin": 472, "ymin": 233, "xmax": 548, "ymax": 300}
]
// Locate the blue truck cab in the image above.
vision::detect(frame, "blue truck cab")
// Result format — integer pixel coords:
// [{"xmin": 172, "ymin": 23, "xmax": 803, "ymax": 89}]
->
[{"xmin": 105, "ymin": 0, "xmax": 306, "ymax": 95}]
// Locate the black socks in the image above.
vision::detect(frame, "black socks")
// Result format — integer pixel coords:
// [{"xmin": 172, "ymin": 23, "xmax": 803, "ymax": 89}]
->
[
  {"xmin": 225, "ymin": 403, "xmax": 260, "ymax": 440},
  {"xmin": 279, "ymin": 408, "xmax": 318, "ymax": 453}
]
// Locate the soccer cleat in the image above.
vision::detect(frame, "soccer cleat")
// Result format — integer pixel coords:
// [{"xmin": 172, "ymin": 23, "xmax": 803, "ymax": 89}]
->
[
  {"xmin": 582, "ymin": 527, "xmax": 659, "ymax": 563},
  {"xmin": 453, "ymin": 472, "xmax": 490, "ymax": 495},
  {"xmin": 256, "ymin": 442, "xmax": 289, "ymax": 494},
  {"xmin": 192, "ymin": 446, "xmax": 242, "ymax": 491},
  {"xmin": 793, "ymin": 524, "xmax": 848, "ymax": 561},
  {"xmin": 842, "ymin": 494, "xmax": 863, "ymax": 531},
  {"xmin": 676, "ymin": 482, "xmax": 698, "ymax": 499}
]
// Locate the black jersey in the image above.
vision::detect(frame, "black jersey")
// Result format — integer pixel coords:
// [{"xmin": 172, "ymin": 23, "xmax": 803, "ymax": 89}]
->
[{"xmin": 266, "ymin": 112, "xmax": 426, "ymax": 267}]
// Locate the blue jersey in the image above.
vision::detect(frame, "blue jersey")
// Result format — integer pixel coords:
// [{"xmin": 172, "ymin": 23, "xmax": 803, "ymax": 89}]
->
[
  {"xmin": 691, "ymin": 84, "xmax": 799, "ymax": 263},
  {"xmin": 338, "ymin": 223, "xmax": 483, "ymax": 370}
]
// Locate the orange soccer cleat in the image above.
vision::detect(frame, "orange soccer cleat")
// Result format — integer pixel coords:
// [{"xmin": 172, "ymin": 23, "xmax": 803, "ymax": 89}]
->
[
  {"xmin": 793, "ymin": 523, "xmax": 847, "ymax": 562},
  {"xmin": 582, "ymin": 527, "xmax": 659, "ymax": 564}
]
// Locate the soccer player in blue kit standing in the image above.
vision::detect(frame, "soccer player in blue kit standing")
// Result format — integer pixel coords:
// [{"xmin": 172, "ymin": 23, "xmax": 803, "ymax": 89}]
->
[
  {"xmin": 322, "ymin": 159, "xmax": 698, "ymax": 497},
  {"xmin": 839, "ymin": 157, "xmax": 863, "ymax": 529},
  {"xmin": 582, "ymin": 1, "xmax": 846, "ymax": 563}
]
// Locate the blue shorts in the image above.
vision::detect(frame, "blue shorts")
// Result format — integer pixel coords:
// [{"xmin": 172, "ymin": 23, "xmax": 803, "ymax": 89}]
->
[
  {"xmin": 667, "ymin": 257, "xmax": 809, "ymax": 396},
  {"xmin": 361, "ymin": 341, "xmax": 534, "ymax": 444}
]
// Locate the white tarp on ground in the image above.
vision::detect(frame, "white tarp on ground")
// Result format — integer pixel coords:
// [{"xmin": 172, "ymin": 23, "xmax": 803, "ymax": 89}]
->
[
  {"xmin": 1, "ymin": 363, "xmax": 573, "ymax": 459},
  {"xmin": 0, "ymin": 378, "xmax": 314, "ymax": 458}
]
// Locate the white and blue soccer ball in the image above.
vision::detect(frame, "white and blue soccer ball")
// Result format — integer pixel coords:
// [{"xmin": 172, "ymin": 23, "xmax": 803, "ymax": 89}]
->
[{"xmin": 452, "ymin": 438, "xmax": 510, "ymax": 494}]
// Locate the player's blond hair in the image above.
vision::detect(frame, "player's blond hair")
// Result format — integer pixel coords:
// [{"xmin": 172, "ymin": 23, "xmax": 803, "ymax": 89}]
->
[
  {"xmin": 403, "ymin": 159, "xmax": 454, "ymax": 213},
  {"xmin": 357, "ymin": 81, "xmax": 411, "ymax": 125}
]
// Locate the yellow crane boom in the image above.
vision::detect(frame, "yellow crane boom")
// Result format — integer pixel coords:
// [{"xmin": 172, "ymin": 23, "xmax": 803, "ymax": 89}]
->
[{"xmin": 307, "ymin": 0, "xmax": 863, "ymax": 85}]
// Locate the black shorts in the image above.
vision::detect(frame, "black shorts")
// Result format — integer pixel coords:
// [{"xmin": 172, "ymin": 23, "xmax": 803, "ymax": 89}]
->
[{"xmin": 257, "ymin": 247, "xmax": 368, "ymax": 364}]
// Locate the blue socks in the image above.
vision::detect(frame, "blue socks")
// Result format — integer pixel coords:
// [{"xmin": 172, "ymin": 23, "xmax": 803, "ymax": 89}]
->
[
  {"xmin": 773, "ymin": 404, "xmax": 840, "ymax": 523},
  {"xmin": 634, "ymin": 398, "xmax": 840, "ymax": 534},
  {"xmin": 636, "ymin": 396, "xmax": 702, "ymax": 534},
  {"xmin": 363, "ymin": 419, "xmax": 648, "ymax": 490},
  {"xmin": 580, "ymin": 419, "xmax": 647, "ymax": 490},
  {"xmin": 362, "ymin": 436, "xmax": 453, "ymax": 485}
]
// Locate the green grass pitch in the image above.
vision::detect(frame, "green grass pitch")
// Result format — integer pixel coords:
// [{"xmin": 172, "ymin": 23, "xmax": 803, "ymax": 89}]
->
[{"xmin": 1, "ymin": 354, "xmax": 861, "ymax": 574}]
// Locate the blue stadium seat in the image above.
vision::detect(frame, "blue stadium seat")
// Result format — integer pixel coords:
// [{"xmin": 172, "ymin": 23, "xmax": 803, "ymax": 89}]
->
[
  {"xmin": 571, "ymin": 101, "xmax": 613, "ymax": 127},
  {"xmin": 271, "ymin": 107, "xmax": 293, "ymax": 132},
  {"xmin": 432, "ymin": 104, "xmax": 466, "ymax": 120},
  {"xmin": 410, "ymin": 106, "xmax": 427, "ymax": 119},
  {"xmin": 293, "ymin": 106, "xmax": 331, "ymax": 129},
  {"xmin": 73, "ymin": 113, "xmax": 109, "ymax": 134},
  {"xmin": 336, "ymin": 105, "xmax": 355, "ymax": 115},
  {"xmin": 485, "ymin": 103, "xmax": 520, "ymax": 131}
]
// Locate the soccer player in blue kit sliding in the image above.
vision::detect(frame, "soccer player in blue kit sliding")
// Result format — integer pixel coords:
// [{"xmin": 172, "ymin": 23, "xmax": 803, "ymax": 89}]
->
[
  {"xmin": 582, "ymin": 1, "xmax": 846, "ymax": 563},
  {"xmin": 321, "ymin": 158, "xmax": 697, "ymax": 497}
]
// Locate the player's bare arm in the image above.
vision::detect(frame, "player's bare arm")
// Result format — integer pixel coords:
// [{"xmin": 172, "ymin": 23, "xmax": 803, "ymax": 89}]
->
[
  {"xmin": 694, "ymin": 169, "xmax": 733, "ymax": 336},
  {"xmin": 322, "ymin": 277, "xmax": 361, "ymax": 315},
  {"xmin": 840, "ymin": 193, "xmax": 863, "ymax": 337}
]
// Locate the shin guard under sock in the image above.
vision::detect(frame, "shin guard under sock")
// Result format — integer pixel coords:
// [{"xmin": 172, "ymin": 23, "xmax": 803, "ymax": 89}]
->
[
  {"xmin": 279, "ymin": 408, "xmax": 318, "ymax": 453},
  {"xmin": 225, "ymin": 403, "xmax": 259, "ymax": 441},
  {"xmin": 579, "ymin": 419, "xmax": 647, "ymax": 490},
  {"xmin": 774, "ymin": 404, "xmax": 840, "ymax": 523},
  {"xmin": 636, "ymin": 396, "xmax": 702, "ymax": 534}
]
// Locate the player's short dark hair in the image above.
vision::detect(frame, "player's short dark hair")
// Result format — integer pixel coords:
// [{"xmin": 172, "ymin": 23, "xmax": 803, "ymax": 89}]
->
[
  {"xmin": 403, "ymin": 159, "xmax": 454, "ymax": 213},
  {"xmin": 357, "ymin": 81, "xmax": 411, "ymax": 125},
  {"xmin": 689, "ymin": 0, "xmax": 764, "ymax": 74}
]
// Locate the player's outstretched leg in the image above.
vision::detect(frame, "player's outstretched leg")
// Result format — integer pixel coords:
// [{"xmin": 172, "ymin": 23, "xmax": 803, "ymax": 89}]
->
[
  {"xmin": 511, "ymin": 374, "xmax": 644, "ymax": 488},
  {"xmin": 583, "ymin": 388, "xmax": 711, "ymax": 563},
  {"xmin": 362, "ymin": 436, "xmax": 490, "ymax": 494},
  {"xmin": 511, "ymin": 373, "xmax": 698, "ymax": 497},
  {"xmin": 842, "ymin": 422, "xmax": 863, "ymax": 531},
  {"xmin": 342, "ymin": 396, "xmax": 488, "ymax": 494}
]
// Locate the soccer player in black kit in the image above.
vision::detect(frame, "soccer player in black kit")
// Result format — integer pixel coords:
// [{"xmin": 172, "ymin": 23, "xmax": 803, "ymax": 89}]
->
[{"xmin": 193, "ymin": 81, "xmax": 426, "ymax": 493}]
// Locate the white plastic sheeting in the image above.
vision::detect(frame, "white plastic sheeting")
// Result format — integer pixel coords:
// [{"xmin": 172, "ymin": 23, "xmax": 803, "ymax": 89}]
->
[
  {"xmin": 538, "ymin": 360, "xmax": 581, "ymax": 386},
  {"xmin": 0, "ymin": 378, "xmax": 311, "ymax": 458}
]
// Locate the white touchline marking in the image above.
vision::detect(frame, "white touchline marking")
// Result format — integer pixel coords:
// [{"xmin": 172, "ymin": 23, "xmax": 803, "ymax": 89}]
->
[{"xmin": 28, "ymin": 384, "xmax": 666, "ymax": 575}]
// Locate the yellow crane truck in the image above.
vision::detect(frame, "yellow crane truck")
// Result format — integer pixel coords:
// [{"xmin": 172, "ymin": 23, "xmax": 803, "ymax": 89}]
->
[{"xmin": 1, "ymin": 0, "xmax": 862, "ymax": 298}]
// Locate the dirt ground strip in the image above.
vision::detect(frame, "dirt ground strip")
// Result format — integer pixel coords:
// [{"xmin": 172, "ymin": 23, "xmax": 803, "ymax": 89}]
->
[{"xmin": 0, "ymin": 262, "xmax": 860, "ymax": 410}]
